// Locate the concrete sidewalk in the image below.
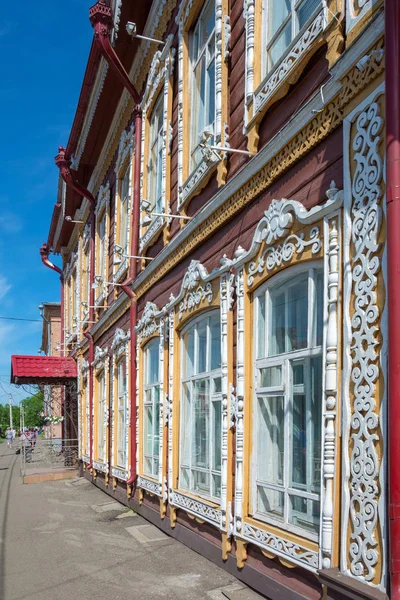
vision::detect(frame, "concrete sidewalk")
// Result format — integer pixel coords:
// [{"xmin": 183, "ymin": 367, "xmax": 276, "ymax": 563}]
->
[{"xmin": 0, "ymin": 442, "xmax": 264, "ymax": 600}]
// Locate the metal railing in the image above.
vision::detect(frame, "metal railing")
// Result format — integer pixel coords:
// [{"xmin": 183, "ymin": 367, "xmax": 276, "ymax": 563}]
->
[{"xmin": 20, "ymin": 437, "xmax": 79, "ymax": 477}]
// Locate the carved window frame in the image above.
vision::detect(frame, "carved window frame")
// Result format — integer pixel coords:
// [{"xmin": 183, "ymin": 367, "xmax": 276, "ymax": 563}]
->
[
  {"xmin": 232, "ymin": 185, "xmax": 343, "ymax": 572},
  {"xmin": 80, "ymin": 223, "xmax": 91, "ymax": 326},
  {"xmin": 345, "ymin": 0, "xmax": 380, "ymax": 38},
  {"xmin": 80, "ymin": 358, "xmax": 90, "ymax": 464},
  {"xmin": 166, "ymin": 258, "xmax": 234, "ymax": 542},
  {"xmin": 92, "ymin": 346, "xmax": 110, "ymax": 474},
  {"xmin": 95, "ymin": 181, "xmax": 111, "ymax": 306},
  {"xmin": 110, "ymin": 328, "xmax": 130, "ymax": 481},
  {"xmin": 139, "ymin": 39, "xmax": 175, "ymax": 253},
  {"xmin": 64, "ymin": 251, "xmax": 80, "ymax": 344},
  {"xmin": 243, "ymin": 1, "xmax": 342, "ymax": 150},
  {"xmin": 176, "ymin": 0, "xmax": 230, "ymax": 210},
  {"xmin": 135, "ymin": 302, "xmax": 167, "ymax": 514},
  {"xmin": 113, "ymin": 124, "xmax": 134, "ymax": 283}
]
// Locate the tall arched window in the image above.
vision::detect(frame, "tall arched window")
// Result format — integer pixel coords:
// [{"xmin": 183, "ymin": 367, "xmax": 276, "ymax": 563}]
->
[
  {"xmin": 180, "ymin": 311, "xmax": 222, "ymax": 501},
  {"xmin": 143, "ymin": 338, "xmax": 160, "ymax": 478},
  {"xmin": 253, "ymin": 265, "xmax": 323, "ymax": 537}
]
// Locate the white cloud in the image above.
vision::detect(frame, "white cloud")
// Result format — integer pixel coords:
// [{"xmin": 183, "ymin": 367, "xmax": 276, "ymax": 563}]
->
[{"xmin": 0, "ymin": 276, "xmax": 11, "ymax": 301}]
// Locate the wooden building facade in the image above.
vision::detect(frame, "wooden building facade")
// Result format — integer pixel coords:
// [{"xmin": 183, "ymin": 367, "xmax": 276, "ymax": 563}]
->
[{"xmin": 43, "ymin": 0, "xmax": 389, "ymax": 598}]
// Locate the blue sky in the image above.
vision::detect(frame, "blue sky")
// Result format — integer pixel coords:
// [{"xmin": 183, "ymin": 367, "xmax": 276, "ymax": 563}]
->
[{"xmin": 0, "ymin": 1, "xmax": 94, "ymax": 403}]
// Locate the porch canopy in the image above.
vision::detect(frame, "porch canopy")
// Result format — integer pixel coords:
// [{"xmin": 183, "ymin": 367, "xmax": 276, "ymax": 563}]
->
[{"xmin": 10, "ymin": 355, "xmax": 77, "ymax": 385}]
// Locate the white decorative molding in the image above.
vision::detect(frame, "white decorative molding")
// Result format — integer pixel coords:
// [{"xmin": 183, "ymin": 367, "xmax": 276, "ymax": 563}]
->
[
  {"xmin": 136, "ymin": 302, "xmax": 161, "ymax": 342},
  {"xmin": 174, "ymin": 260, "xmax": 214, "ymax": 321},
  {"xmin": 139, "ymin": 38, "xmax": 175, "ymax": 251},
  {"xmin": 176, "ymin": 0, "xmax": 225, "ymax": 208},
  {"xmin": 93, "ymin": 460, "xmax": 108, "ymax": 474},
  {"xmin": 320, "ymin": 215, "xmax": 340, "ymax": 569},
  {"xmin": 220, "ymin": 271, "xmax": 231, "ymax": 531},
  {"xmin": 233, "ymin": 267, "xmax": 245, "ymax": 536},
  {"xmin": 342, "ymin": 86, "xmax": 387, "ymax": 591},
  {"xmin": 96, "ymin": 180, "xmax": 110, "ymax": 217},
  {"xmin": 167, "ymin": 309, "xmax": 174, "ymax": 497},
  {"xmin": 111, "ymin": 327, "xmax": 131, "ymax": 358},
  {"xmin": 234, "ymin": 184, "xmax": 343, "ymax": 288},
  {"xmin": 111, "ymin": 466, "xmax": 128, "ymax": 481},
  {"xmin": 243, "ymin": 0, "xmax": 256, "ymax": 106},
  {"xmin": 95, "ymin": 181, "xmax": 111, "ymax": 305},
  {"xmin": 92, "ymin": 346, "xmax": 110, "ymax": 469},
  {"xmin": 111, "ymin": 0, "xmax": 122, "ymax": 43},
  {"xmin": 111, "ymin": 329, "xmax": 130, "ymax": 474},
  {"xmin": 82, "ymin": 455, "xmax": 90, "ymax": 464},
  {"xmin": 92, "ymin": 345, "xmax": 109, "ymax": 370},
  {"xmin": 137, "ymin": 475, "xmax": 163, "ymax": 497},
  {"xmin": 115, "ymin": 123, "xmax": 134, "ymax": 175},
  {"xmin": 252, "ymin": 11, "xmax": 325, "ymax": 118},
  {"xmin": 170, "ymin": 490, "xmax": 222, "ymax": 528},
  {"xmin": 242, "ymin": 522, "xmax": 319, "ymax": 570},
  {"xmin": 346, "ymin": 0, "xmax": 379, "ymax": 34}
]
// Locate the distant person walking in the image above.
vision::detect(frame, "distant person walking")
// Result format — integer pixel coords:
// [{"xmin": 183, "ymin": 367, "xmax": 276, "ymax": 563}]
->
[{"xmin": 5, "ymin": 427, "xmax": 13, "ymax": 449}]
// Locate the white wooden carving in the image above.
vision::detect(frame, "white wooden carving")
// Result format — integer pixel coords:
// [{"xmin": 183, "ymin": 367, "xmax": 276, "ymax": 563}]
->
[
  {"xmin": 342, "ymin": 88, "xmax": 386, "ymax": 590},
  {"xmin": 139, "ymin": 39, "xmax": 175, "ymax": 251},
  {"xmin": 233, "ymin": 267, "xmax": 245, "ymax": 536},
  {"xmin": 170, "ymin": 490, "xmax": 222, "ymax": 527},
  {"xmin": 346, "ymin": 0, "xmax": 378, "ymax": 34},
  {"xmin": 113, "ymin": 125, "xmax": 134, "ymax": 282},
  {"xmin": 111, "ymin": 328, "xmax": 130, "ymax": 475},
  {"xmin": 92, "ymin": 346, "xmax": 109, "ymax": 469},
  {"xmin": 95, "ymin": 181, "xmax": 110, "ymax": 306}
]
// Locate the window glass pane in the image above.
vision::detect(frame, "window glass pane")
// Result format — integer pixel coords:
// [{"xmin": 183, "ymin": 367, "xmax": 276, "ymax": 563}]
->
[
  {"xmin": 291, "ymin": 392, "xmax": 306, "ymax": 487},
  {"xmin": 311, "ymin": 355, "xmax": 322, "ymax": 493},
  {"xmin": 197, "ymin": 319, "xmax": 208, "ymax": 374},
  {"xmin": 213, "ymin": 474, "xmax": 221, "ymax": 498},
  {"xmin": 297, "ymin": 0, "xmax": 320, "ymax": 29},
  {"xmin": 269, "ymin": 19, "xmax": 292, "ymax": 67},
  {"xmin": 268, "ymin": 0, "xmax": 291, "ymax": 38},
  {"xmin": 315, "ymin": 270, "xmax": 323, "ymax": 347},
  {"xmin": 180, "ymin": 383, "xmax": 191, "ymax": 467},
  {"xmin": 257, "ymin": 486, "xmax": 284, "ymax": 521},
  {"xmin": 269, "ymin": 289, "xmax": 285, "ymax": 356},
  {"xmin": 144, "ymin": 406, "xmax": 153, "ymax": 457},
  {"xmin": 287, "ymin": 274, "xmax": 308, "ymax": 351},
  {"xmin": 146, "ymin": 340, "xmax": 159, "ymax": 385},
  {"xmin": 154, "ymin": 385, "xmax": 160, "ymax": 459},
  {"xmin": 257, "ymin": 293, "xmax": 266, "ymax": 359},
  {"xmin": 192, "ymin": 378, "xmax": 210, "ymax": 470},
  {"xmin": 210, "ymin": 313, "xmax": 221, "ymax": 371},
  {"xmin": 118, "ymin": 359, "xmax": 127, "ymax": 394},
  {"xmin": 289, "ymin": 495, "xmax": 320, "ymax": 534},
  {"xmin": 180, "ymin": 467, "xmax": 190, "ymax": 490},
  {"xmin": 257, "ymin": 395, "xmax": 284, "ymax": 485},
  {"xmin": 212, "ymin": 399, "xmax": 221, "ymax": 472},
  {"xmin": 213, "ymin": 376, "xmax": 222, "ymax": 394},
  {"xmin": 207, "ymin": 54, "xmax": 215, "ymax": 128},
  {"xmin": 259, "ymin": 365, "xmax": 282, "ymax": 388},
  {"xmin": 183, "ymin": 327, "xmax": 195, "ymax": 378},
  {"xmin": 193, "ymin": 470, "xmax": 210, "ymax": 496}
]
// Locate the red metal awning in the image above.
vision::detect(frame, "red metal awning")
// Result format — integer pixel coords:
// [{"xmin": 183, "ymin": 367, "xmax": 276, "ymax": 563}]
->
[{"xmin": 10, "ymin": 355, "xmax": 77, "ymax": 385}]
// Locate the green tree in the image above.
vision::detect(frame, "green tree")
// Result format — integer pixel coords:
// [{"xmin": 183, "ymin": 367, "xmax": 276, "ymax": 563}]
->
[{"xmin": 22, "ymin": 391, "xmax": 43, "ymax": 428}]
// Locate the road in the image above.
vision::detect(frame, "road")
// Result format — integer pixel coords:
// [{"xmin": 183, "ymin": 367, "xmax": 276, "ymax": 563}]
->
[{"xmin": 0, "ymin": 441, "xmax": 262, "ymax": 600}]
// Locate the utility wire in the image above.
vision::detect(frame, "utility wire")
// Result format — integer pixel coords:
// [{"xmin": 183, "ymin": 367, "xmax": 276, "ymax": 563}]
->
[{"xmin": 0, "ymin": 316, "xmax": 41, "ymax": 322}]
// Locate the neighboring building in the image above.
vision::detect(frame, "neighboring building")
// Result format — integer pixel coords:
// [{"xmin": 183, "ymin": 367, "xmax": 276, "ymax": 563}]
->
[
  {"xmin": 39, "ymin": 302, "xmax": 64, "ymax": 439},
  {"xmin": 38, "ymin": 0, "xmax": 395, "ymax": 598}
]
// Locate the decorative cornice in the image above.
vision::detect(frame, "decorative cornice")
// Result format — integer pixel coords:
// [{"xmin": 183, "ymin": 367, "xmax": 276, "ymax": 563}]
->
[
  {"xmin": 111, "ymin": 327, "xmax": 130, "ymax": 357},
  {"xmin": 92, "ymin": 345, "xmax": 109, "ymax": 369}
]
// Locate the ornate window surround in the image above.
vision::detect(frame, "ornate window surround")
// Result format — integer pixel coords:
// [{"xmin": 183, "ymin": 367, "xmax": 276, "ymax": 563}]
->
[
  {"xmin": 64, "ymin": 251, "xmax": 80, "ymax": 345},
  {"xmin": 95, "ymin": 181, "xmax": 111, "ymax": 307},
  {"xmin": 231, "ymin": 184, "xmax": 343, "ymax": 572},
  {"xmin": 135, "ymin": 302, "xmax": 167, "ymax": 515},
  {"xmin": 80, "ymin": 223, "xmax": 91, "ymax": 326},
  {"xmin": 92, "ymin": 345, "xmax": 110, "ymax": 474},
  {"xmin": 341, "ymin": 84, "xmax": 387, "ymax": 591},
  {"xmin": 165, "ymin": 258, "xmax": 234, "ymax": 552},
  {"xmin": 139, "ymin": 37, "xmax": 175, "ymax": 253},
  {"xmin": 345, "ymin": 0, "xmax": 380, "ymax": 39},
  {"xmin": 113, "ymin": 123, "xmax": 134, "ymax": 283},
  {"xmin": 243, "ymin": 1, "xmax": 343, "ymax": 152},
  {"xmin": 176, "ymin": 0, "xmax": 230, "ymax": 210},
  {"xmin": 110, "ymin": 328, "xmax": 131, "ymax": 482},
  {"xmin": 80, "ymin": 358, "xmax": 90, "ymax": 464}
]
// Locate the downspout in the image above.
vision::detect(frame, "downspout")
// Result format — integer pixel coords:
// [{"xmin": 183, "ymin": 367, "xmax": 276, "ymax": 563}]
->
[
  {"xmin": 88, "ymin": 0, "xmax": 142, "ymax": 488},
  {"xmin": 387, "ymin": 1, "xmax": 400, "ymax": 596},
  {"xmin": 40, "ymin": 242, "xmax": 65, "ymax": 436},
  {"xmin": 89, "ymin": 1, "xmax": 141, "ymax": 105},
  {"xmin": 55, "ymin": 147, "xmax": 97, "ymax": 470}
]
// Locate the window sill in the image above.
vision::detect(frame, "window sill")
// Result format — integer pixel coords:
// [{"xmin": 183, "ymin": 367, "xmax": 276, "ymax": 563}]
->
[
  {"xmin": 137, "ymin": 474, "xmax": 162, "ymax": 497},
  {"xmin": 238, "ymin": 516, "xmax": 319, "ymax": 571},
  {"xmin": 93, "ymin": 460, "xmax": 108, "ymax": 474},
  {"xmin": 170, "ymin": 488, "xmax": 222, "ymax": 529},
  {"xmin": 179, "ymin": 153, "xmax": 221, "ymax": 211},
  {"xmin": 114, "ymin": 258, "xmax": 129, "ymax": 283},
  {"xmin": 139, "ymin": 215, "xmax": 165, "ymax": 253},
  {"xmin": 111, "ymin": 466, "xmax": 128, "ymax": 481},
  {"xmin": 247, "ymin": 10, "xmax": 326, "ymax": 131}
]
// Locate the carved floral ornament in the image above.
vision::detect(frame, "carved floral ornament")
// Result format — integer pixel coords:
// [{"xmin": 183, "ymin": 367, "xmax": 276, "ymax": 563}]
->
[
  {"xmin": 233, "ymin": 182, "xmax": 344, "ymax": 286},
  {"xmin": 115, "ymin": 123, "xmax": 134, "ymax": 174},
  {"xmin": 95, "ymin": 180, "xmax": 110, "ymax": 217},
  {"xmin": 135, "ymin": 302, "xmax": 165, "ymax": 343},
  {"xmin": 111, "ymin": 328, "xmax": 130, "ymax": 358},
  {"xmin": 92, "ymin": 345, "xmax": 109, "ymax": 370}
]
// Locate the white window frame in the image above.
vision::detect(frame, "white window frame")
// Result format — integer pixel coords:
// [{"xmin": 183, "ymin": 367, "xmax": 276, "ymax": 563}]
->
[
  {"xmin": 179, "ymin": 311, "xmax": 222, "ymax": 503},
  {"xmin": 95, "ymin": 181, "xmax": 110, "ymax": 305},
  {"xmin": 97, "ymin": 369, "xmax": 106, "ymax": 462},
  {"xmin": 92, "ymin": 345, "xmax": 109, "ymax": 473},
  {"xmin": 114, "ymin": 125, "xmax": 133, "ymax": 282},
  {"xmin": 117, "ymin": 356, "xmax": 128, "ymax": 468},
  {"xmin": 81, "ymin": 224, "xmax": 91, "ymax": 325},
  {"xmin": 143, "ymin": 338, "xmax": 161, "ymax": 479},
  {"xmin": 148, "ymin": 92, "xmax": 165, "ymax": 215},
  {"xmin": 64, "ymin": 251, "xmax": 79, "ymax": 343},
  {"xmin": 252, "ymin": 264, "xmax": 323, "ymax": 541}
]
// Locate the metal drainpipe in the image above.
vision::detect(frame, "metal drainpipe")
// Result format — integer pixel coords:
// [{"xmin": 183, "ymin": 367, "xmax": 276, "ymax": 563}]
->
[
  {"xmin": 54, "ymin": 148, "xmax": 97, "ymax": 470},
  {"xmin": 387, "ymin": 0, "xmax": 400, "ymax": 596}
]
